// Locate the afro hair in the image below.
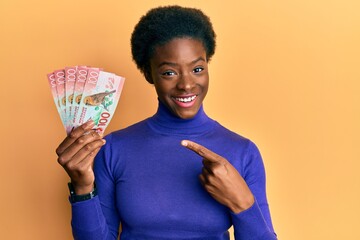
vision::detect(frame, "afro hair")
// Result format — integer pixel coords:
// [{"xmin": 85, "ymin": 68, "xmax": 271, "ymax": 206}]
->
[{"xmin": 131, "ymin": 5, "xmax": 216, "ymax": 83}]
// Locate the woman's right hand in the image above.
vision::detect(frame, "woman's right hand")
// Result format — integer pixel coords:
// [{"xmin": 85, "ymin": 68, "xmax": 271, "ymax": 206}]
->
[{"xmin": 56, "ymin": 120, "xmax": 106, "ymax": 195}]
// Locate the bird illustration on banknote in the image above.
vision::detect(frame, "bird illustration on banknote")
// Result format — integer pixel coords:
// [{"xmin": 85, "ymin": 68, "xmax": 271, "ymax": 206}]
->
[{"xmin": 83, "ymin": 90, "xmax": 116, "ymax": 111}]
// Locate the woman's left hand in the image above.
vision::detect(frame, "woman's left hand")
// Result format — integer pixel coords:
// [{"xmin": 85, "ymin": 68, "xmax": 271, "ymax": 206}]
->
[{"xmin": 181, "ymin": 140, "xmax": 254, "ymax": 214}]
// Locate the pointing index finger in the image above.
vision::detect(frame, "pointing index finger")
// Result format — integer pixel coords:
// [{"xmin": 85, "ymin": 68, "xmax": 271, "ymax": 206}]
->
[{"xmin": 181, "ymin": 140, "xmax": 224, "ymax": 164}]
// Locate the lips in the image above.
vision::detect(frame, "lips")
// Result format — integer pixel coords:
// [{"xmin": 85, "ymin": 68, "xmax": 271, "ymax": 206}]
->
[
  {"xmin": 172, "ymin": 95, "xmax": 197, "ymax": 107},
  {"xmin": 174, "ymin": 95, "xmax": 197, "ymax": 102}
]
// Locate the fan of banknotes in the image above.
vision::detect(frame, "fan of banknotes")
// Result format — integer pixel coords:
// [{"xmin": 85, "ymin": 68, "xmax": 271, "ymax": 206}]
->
[{"xmin": 47, "ymin": 66, "xmax": 125, "ymax": 134}]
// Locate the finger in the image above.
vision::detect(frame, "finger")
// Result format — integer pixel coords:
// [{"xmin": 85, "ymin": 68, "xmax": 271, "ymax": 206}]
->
[
  {"xmin": 202, "ymin": 166, "xmax": 211, "ymax": 176},
  {"xmin": 199, "ymin": 174, "xmax": 206, "ymax": 186},
  {"xmin": 181, "ymin": 140, "xmax": 224, "ymax": 164},
  {"xmin": 201, "ymin": 160, "xmax": 218, "ymax": 175},
  {"xmin": 71, "ymin": 146, "xmax": 102, "ymax": 173},
  {"xmin": 202, "ymin": 158, "xmax": 220, "ymax": 167},
  {"xmin": 58, "ymin": 132, "xmax": 104, "ymax": 166},
  {"xmin": 56, "ymin": 120, "xmax": 96, "ymax": 156},
  {"xmin": 63, "ymin": 141, "xmax": 104, "ymax": 175},
  {"xmin": 71, "ymin": 139, "xmax": 105, "ymax": 165},
  {"xmin": 199, "ymin": 174, "xmax": 215, "ymax": 193}
]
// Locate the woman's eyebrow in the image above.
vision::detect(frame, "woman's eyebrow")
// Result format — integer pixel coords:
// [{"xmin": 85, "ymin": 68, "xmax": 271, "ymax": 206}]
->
[
  {"xmin": 190, "ymin": 57, "xmax": 206, "ymax": 65},
  {"xmin": 157, "ymin": 61, "xmax": 178, "ymax": 68},
  {"xmin": 157, "ymin": 57, "xmax": 206, "ymax": 68}
]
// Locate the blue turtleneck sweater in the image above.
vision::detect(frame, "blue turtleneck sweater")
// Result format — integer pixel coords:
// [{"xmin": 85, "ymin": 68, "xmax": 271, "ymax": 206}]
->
[{"xmin": 71, "ymin": 102, "xmax": 277, "ymax": 240}]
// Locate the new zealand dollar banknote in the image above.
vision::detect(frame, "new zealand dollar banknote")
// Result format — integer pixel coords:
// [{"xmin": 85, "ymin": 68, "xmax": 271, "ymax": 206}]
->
[{"xmin": 47, "ymin": 66, "xmax": 125, "ymax": 134}]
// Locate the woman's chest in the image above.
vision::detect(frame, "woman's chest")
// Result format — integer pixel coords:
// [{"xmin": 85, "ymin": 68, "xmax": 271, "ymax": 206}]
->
[{"xmin": 114, "ymin": 146, "xmax": 232, "ymax": 233}]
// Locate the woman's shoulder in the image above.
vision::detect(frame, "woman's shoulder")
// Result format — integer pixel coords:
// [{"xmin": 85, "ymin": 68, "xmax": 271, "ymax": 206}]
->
[
  {"xmin": 211, "ymin": 120, "xmax": 262, "ymax": 156},
  {"xmin": 104, "ymin": 118, "xmax": 152, "ymax": 142},
  {"xmin": 212, "ymin": 120, "xmax": 252, "ymax": 143}
]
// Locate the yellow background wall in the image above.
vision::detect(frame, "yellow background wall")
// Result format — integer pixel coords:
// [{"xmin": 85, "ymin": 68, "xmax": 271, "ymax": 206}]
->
[{"xmin": 0, "ymin": 0, "xmax": 359, "ymax": 239}]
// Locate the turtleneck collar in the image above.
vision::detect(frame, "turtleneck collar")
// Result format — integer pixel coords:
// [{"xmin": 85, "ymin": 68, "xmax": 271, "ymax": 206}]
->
[{"xmin": 147, "ymin": 100, "xmax": 216, "ymax": 136}]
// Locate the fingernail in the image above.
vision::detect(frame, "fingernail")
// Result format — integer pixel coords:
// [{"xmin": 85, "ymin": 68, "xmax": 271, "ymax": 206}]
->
[
  {"xmin": 181, "ymin": 140, "xmax": 188, "ymax": 147},
  {"xmin": 102, "ymin": 139, "xmax": 106, "ymax": 144},
  {"xmin": 86, "ymin": 120, "xmax": 95, "ymax": 128},
  {"xmin": 95, "ymin": 129, "xmax": 103, "ymax": 136}
]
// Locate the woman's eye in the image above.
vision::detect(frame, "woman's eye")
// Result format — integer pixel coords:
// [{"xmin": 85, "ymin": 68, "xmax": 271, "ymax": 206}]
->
[
  {"xmin": 193, "ymin": 67, "xmax": 204, "ymax": 73},
  {"xmin": 161, "ymin": 71, "xmax": 176, "ymax": 76}
]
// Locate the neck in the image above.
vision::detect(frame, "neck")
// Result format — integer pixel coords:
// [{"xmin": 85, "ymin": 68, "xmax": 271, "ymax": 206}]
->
[{"xmin": 146, "ymin": 100, "xmax": 215, "ymax": 136}]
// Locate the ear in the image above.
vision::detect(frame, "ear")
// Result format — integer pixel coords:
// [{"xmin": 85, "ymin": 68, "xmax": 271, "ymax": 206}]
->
[{"xmin": 144, "ymin": 70, "xmax": 154, "ymax": 84}]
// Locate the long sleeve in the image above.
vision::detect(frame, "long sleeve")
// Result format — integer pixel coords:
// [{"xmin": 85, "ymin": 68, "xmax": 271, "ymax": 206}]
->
[
  {"xmin": 231, "ymin": 141, "xmax": 277, "ymax": 240},
  {"xmin": 71, "ymin": 197, "xmax": 110, "ymax": 239},
  {"xmin": 69, "ymin": 102, "xmax": 277, "ymax": 239},
  {"xmin": 70, "ymin": 134, "xmax": 120, "ymax": 240}
]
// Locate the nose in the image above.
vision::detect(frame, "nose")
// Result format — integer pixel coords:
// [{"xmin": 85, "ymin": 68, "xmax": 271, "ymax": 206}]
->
[{"xmin": 176, "ymin": 72, "xmax": 195, "ymax": 91}]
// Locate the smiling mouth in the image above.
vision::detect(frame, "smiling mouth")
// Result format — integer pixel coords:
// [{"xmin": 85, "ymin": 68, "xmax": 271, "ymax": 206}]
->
[{"xmin": 173, "ymin": 95, "xmax": 197, "ymax": 103}]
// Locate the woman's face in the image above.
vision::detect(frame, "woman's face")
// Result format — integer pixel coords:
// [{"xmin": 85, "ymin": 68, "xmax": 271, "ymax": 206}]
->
[{"xmin": 149, "ymin": 38, "xmax": 209, "ymax": 119}]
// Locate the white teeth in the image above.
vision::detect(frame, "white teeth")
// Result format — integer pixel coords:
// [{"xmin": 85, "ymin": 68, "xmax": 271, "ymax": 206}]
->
[{"xmin": 175, "ymin": 95, "xmax": 197, "ymax": 103}]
